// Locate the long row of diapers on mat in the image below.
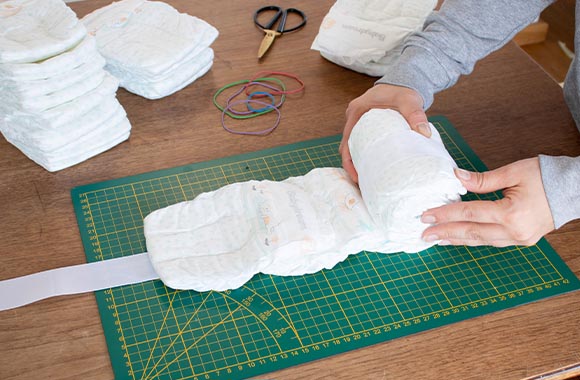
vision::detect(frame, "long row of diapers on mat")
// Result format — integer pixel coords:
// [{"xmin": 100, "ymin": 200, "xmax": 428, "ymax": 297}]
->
[
  {"xmin": 0, "ymin": 109, "xmax": 467, "ymax": 310},
  {"xmin": 144, "ymin": 109, "xmax": 467, "ymax": 291},
  {"xmin": 0, "ymin": 0, "xmax": 218, "ymax": 171}
]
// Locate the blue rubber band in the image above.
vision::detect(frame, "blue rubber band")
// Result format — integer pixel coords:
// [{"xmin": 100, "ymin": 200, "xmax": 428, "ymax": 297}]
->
[
  {"xmin": 223, "ymin": 99, "xmax": 281, "ymax": 136},
  {"xmin": 246, "ymin": 91, "xmax": 275, "ymax": 113}
]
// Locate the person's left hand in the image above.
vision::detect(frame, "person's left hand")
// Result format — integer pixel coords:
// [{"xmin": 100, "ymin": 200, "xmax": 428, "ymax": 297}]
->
[{"xmin": 421, "ymin": 157, "xmax": 555, "ymax": 247}]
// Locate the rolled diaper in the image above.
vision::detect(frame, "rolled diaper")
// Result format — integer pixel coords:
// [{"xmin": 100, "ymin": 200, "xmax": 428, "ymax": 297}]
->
[
  {"xmin": 349, "ymin": 109, "xmax": 467, "ymax": 251},
  {"xmin": 311, "ymin": 0, "xmax": 436, "ymax": 76},
  {"xmin": 144, "ymin": 109, "xmax": 466, "ymax": 291}
]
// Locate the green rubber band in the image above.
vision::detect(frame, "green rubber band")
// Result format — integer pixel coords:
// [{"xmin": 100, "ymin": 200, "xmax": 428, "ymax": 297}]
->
[{"xmin": 213, "ymin": 77, "xmax": 286, "ymax": 119}]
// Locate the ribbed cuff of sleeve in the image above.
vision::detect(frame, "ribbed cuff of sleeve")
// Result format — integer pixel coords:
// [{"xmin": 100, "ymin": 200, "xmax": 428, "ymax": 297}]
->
[{"xmin": 538, "ymin": 155, "xmax": 580, "ymax": 229}]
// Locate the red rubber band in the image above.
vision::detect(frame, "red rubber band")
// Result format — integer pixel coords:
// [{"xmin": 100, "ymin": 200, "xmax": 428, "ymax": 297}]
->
[{"xmin": 245, "ymin": 71, "xmax": 305, "ymax": 97}]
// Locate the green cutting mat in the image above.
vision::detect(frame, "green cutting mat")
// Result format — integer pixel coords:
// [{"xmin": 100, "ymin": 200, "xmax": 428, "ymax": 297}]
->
[{"xmin": 72, "ymin": 116, "xmax": 580, "ymax": 380}]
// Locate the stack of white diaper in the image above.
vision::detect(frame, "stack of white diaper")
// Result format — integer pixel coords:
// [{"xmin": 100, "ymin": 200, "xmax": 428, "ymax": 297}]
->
[
  {"xmin": 0, "ymin": 0, "xmax": 131, "ymax": 172},
  {"xmin": 311, "ymin": 0, "xmax": 436, "ymax": 76},
  {"xmin": 82, "ymin": 0, "xmax": 219, "ymax": 100}
]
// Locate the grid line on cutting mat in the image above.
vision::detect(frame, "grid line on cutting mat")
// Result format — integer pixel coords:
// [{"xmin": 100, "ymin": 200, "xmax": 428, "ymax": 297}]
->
[{"xmin": 71, "ymin": 116, "xmax": 580, "ymax": 380}]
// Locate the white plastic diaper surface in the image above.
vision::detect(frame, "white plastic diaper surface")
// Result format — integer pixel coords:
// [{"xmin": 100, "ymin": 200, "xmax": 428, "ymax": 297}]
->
[
  {"xmin": 119, "ymin": 48, "xmax": 214, "ymax": 99},
  {"xmin": 81, "ymin": 0, "xmax": 218, "ymax": 99},
  {"xmin": 311, "ymin": 0, "xmax": 436, "ymax": 76},
  {"xmin": 0, "ymin": 36, "xmax": 99, "ymax": 80},
  {"xmin": 82, "ymin": 0, "xmax": 219, "ymax": 77},
  {"xmin": 0, "ymin": 0, "xmax": 131, "ymax": 173},
  {"xmin": 0, "ymin": 0, "xmax": 86, "ymax": 63},
  {"xmin": 144, "ymin": 109, "xmax": 466, "ymax": 291},
  {"xmin": 0, "ymin": 73, "xmax": 120, "ymax": 132}
]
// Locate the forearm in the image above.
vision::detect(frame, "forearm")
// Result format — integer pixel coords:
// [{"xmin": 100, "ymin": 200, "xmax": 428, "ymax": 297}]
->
[
  {"xmin": 376, "ymin": 0, "xmax": 554, "ymax": 108},
  {"xmin": 539, "ymin": 155, "xmax": 580, "ymax": 229}
]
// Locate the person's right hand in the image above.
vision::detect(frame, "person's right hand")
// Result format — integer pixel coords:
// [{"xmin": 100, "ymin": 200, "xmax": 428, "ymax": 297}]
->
[{"xmin": 339, "ymin": 83, "xmax": 430, "ymax": 183}]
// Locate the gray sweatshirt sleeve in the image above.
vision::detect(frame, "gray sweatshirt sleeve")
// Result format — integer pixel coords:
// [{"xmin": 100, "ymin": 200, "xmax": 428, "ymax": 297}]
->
[
  {"xmin": 376, "ymin": 0, "xmax": 554, "ymax": 108},
  {"xmin": 375, "ymin": 0, "xmax": 580, "ymax": 229},
  {"xmin": 539, "ymin": 156, "xmax": 580, "ymax": 228}
]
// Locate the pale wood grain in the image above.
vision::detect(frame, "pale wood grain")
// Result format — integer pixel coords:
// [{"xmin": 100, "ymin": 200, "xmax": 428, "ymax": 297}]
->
[{"xmin": 0, "ymin": 1, "xmax": 579, "ymax": 379}]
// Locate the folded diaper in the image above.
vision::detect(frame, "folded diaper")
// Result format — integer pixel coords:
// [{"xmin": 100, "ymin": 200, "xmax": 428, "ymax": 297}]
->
[
  {"xmin": 2, "ymin": 67, "xmax": 106, "ymax": 113},
  {"xmin": 0, "ymin": 0, "xmax": 132, "ymax": 172},
  {"xmin": 0, "ymin": 36, "xmax": 99, "ymax": 81},
  {"xmin": 0, "ymin": 0, "xmax": 86, "ymax": 64},
  {"xmin": 1, "ymin": 54, "xmax": 106, "ymax": 99},
  {"xmin": 1, "ymin": 97, "xmax": 125, "ymax": 153},
  {"xmin": 0, "ymin": 73, "xmax": 120, "ymax": 131},
  {"xmin": 82, "ymin": 0, "xmax": 219, "ymax": 99},
  {"xmin": 0, "ymin": 57, "xmax": 105, "ymax": 107},
  {"xmin": 2, "ymin": 116, "xmax": 131, "ymax": 172},
  {"xmin": 121, "ymin": 48, "xmax": 214, "ymax": 100},
  {"xmin": 311, "ymin": 0, "xmax": 436, "ymax": 76},
  {"xmin": 144, "ymin": 109, "xmax": 466, "ymax": 291}
]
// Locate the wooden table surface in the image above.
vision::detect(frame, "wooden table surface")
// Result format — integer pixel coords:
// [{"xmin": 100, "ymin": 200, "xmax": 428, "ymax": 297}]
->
[{"xmin": 1, "ymin": 1, "xmax": 580, "ymax": 379}]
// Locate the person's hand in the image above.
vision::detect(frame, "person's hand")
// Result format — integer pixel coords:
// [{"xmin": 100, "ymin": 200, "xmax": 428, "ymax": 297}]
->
[
  {"xmin": 339, "ymin": 83, "xmax": 430, "ymax": 183},
  {"xmin": 421, "ymin": 158, "xmax": 555, "ymax": 247}
]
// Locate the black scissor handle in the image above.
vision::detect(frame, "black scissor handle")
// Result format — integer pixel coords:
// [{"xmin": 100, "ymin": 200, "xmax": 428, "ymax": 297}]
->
[
  {"xmin": 281, "ymin": 8, "xmax": 307, "ymax": 33},
  {"xmin": 254, "ymin": 5, "xmax": 307, "ymax": 33}
]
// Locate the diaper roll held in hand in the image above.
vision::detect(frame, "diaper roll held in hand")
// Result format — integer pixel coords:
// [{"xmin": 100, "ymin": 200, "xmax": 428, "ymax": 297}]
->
[{"xmin": 144, "ymin": 109, "xmax": 466, "ymax": 291}]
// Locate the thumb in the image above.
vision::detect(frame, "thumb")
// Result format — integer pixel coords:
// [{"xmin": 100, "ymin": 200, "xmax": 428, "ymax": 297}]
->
[
  {"xmin": 455, "ymin": 166, "xmax": 517, "ymax": 194},
  {"xmin": 400, "ymin": 107, "xmax": 431, "ymax": 138}
]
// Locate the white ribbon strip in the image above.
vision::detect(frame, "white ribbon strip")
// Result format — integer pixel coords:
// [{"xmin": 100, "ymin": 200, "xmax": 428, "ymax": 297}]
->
[{"xmin": 0, "ymin": 252, "xmax": 158, "ymax": 311}]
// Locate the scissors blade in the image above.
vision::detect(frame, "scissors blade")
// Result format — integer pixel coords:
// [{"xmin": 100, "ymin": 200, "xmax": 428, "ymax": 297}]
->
[{"xmin": 258, "ymin": 29, "xmax": 280, "ymax": 59}]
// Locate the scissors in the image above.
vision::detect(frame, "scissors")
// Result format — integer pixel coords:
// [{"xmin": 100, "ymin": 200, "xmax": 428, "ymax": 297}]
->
[{"xmin": 254, "ymin": 5, "xmax": 307, "ymax": 59}]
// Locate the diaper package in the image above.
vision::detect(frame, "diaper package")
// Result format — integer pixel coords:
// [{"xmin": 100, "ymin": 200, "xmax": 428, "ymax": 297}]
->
[
  {"xmin": 82, "ymin": 0, "xmax": 219, "ymax": 99},
  {"xmin": 144, "ymin": 109, "xmax": 466, "ymax": 291},
  {"xmin": 311, "ymin": 0, "xmax": 436, "ymax": 76}
]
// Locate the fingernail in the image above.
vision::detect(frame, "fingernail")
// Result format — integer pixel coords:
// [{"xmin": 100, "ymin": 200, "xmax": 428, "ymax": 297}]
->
[
  {"xmin": 416, "ymin": 122, "xmax": 432, "ymax": 137},
  {"xmin": 455, "ymin": 168, "xmax": 471, "ymax": 181},
  {"xmin": 424, "ymin": 234, "xmax": 439, "ymax": 242},
  {"xmin": 438, "ymin": 240, "xmax": 451, "ymax": 246},
  {"xmin": 421, "ymin": 214, "xmax": 436, "ymax": 224}
]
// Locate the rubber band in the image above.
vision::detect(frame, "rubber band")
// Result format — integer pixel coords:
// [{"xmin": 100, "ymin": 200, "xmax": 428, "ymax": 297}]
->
[
  {"xmin": 247, "ymin": 91, "xmax": 275, "ymax": 113},
  {"xmin": 222, "ymin": 99, "xmax": 281, "ymax": 136},
  {"xmin": 246, "ymin": 71, "xmax": 305, "ymax": 96},
  {"xmin": 213, "ymin": 78, "xmax": 286, "ymax": 119},
  {"xmin": 214, "ymin": 72, "xmax": 304, "ymax": 136},
  {"xmin": 224, "ymin": 82, "xmax": 283, "ymax": 116},
  {"xmin": 214, "ymin": 79, "xmax": 284, "ymax": 118}
]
